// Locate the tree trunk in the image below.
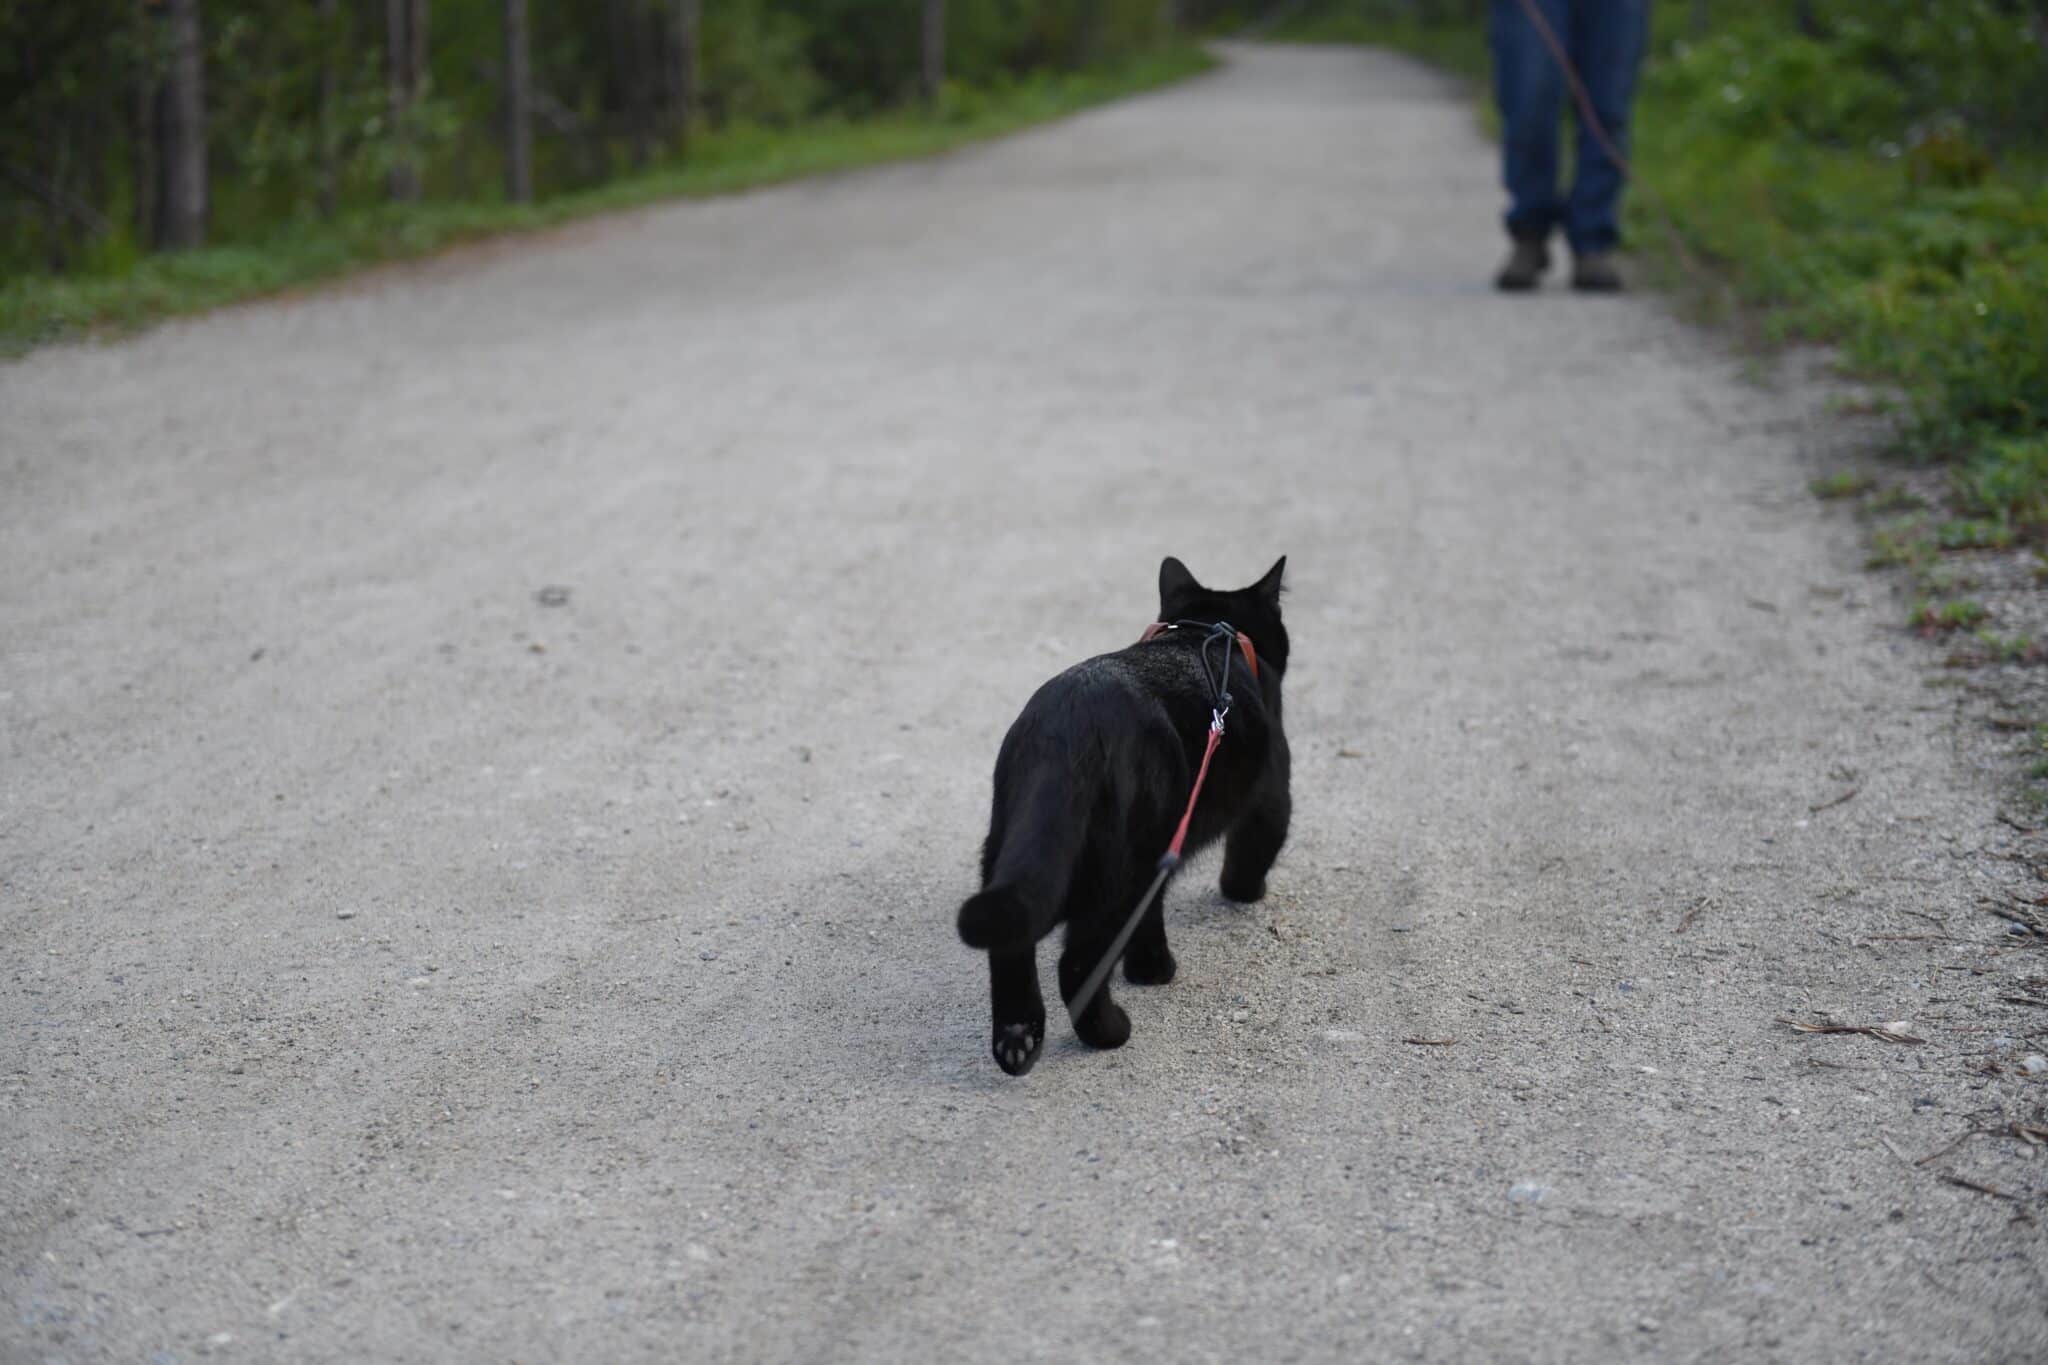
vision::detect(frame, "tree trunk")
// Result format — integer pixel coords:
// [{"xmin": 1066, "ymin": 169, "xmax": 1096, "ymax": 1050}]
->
[
  {"xmin": 503, "ymin": 0, "xmax": 532, "ymax": 201},
  {"xmin": 133, "ymin": 22, "xmax": 159, "ymax": 248},
  {"xmin": 671, "ymin": 0, "xmax": 700, "ymax": 154},
  {"xmin": 386, "ymin": 0, "xmax": 428, "ymax": 202},
  {"xmin": 161, "ymin": 0, "xmax": 207, "ymax": 248},
  {"xmin": 318, "ymin": 0, "xmax": 338, "ymax": 217},
  {"xmin": 921, "ymin": 0, "xmax": 945, "ymax": 106},
  {"xmin": 627, "ymin": 3, "xmax": 653, "ymax": 169}
]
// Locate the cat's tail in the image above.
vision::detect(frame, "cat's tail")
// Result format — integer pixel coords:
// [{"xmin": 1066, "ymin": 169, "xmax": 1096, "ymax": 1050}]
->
[{"xmin": 957, "ymin": 776, "xmax": 1086, "ymax": 952}]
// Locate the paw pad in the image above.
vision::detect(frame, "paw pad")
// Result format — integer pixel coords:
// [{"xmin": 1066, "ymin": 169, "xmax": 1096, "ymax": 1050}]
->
[{"xmin": 993, "ymin": 1022, "xmax": 1043, "ymax": 1076}]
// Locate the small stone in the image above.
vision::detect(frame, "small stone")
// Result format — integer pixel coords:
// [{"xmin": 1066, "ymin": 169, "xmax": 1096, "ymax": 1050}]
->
[
  {"xmin": 700, "ymin": 950, "xmax": 719, "ymax": 962},
  {"xmin": 2020, "ymin": 1054, "xmax": 2048, "ymax": 1076},
  {"xmin": 1507, "ymin": 1181, "xmax": 1553, "ymax": 1205},
  {"xmin": 336, "ymin": 910, "xmax": 356, "ymax": 920}
]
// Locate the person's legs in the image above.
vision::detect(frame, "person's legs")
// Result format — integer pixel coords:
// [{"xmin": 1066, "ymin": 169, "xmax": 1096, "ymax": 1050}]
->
[
  {"xmin": 1563, "ymin": 0, "xmax": 1649, "ymax": 259},
  {"xmin": 1490, "ymin": 0, "xmax": 1568, "ymax": 247}
]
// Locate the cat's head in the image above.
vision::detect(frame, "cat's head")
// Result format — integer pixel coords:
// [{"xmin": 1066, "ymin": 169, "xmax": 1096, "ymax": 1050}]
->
[{"xmin": 1157, "ymin": 555, "xmax": 1289, "ymax": 677}]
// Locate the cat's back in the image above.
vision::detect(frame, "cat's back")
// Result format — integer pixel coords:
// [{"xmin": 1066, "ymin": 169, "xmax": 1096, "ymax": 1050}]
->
[{"xmin": 999, "ymin": 647, "xmax": 1174, "ymax": 741}]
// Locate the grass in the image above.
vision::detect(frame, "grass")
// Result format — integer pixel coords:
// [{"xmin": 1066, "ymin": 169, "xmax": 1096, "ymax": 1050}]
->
[
  {"xmin": 1865, "ymin": 484, "xmax": 1929, "ymax": 515},
  {"xmin": 1809, "ymin": 470, "xmax": 1874, "ymax": 500},
  {"xmin": 1962, "ymin": 628, "xmax": 2042, "ymax": 666},
  {"xmin": 0, "ymin": 46, "xmax": 1214, "ymax": 355},
  {"xmin": 1865, "ymin": 519, "xmax": 1936, "ymax": 571},
  {"xmin": 1909, "ymin": 597, "xmax": 1989, "ymax": 633}
]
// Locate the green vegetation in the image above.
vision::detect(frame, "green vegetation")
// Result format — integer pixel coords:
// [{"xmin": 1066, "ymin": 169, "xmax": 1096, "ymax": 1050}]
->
[
  {"xmin": 1809, "ymin": 470, "xmax": 1873, "ymax": 500},
  {"xmin": 1865, "ymin": 484, "xmax": 1930, "ymax": 515},
  {"xmin": 0, "ymin": 46, "xmax": 1211, "ymax": 352},
  {"xmin": 1277, "ymin": 2, "xmax": 2048, "ymax": 534},
  {"xmin": 1962, "ymin": 628, "xmax": 2041, "ymax": 664},
  {"xmin": 2, "ymin": 1, "xmax": 1230, "ymax": 352},
  {"xmin": 1910, "ymin": 596, "xmax": 1990, "ymax": 632}
]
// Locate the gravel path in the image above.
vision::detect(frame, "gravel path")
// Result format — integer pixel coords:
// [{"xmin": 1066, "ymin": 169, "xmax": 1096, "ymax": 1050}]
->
[{"xmin": 5, "ymin": 42, "xmax": 2045, "ymax": 1364}]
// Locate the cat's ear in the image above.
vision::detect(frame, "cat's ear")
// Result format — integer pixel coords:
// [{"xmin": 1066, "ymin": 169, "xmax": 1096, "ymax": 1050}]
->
[
  {"xmin": 1158, "ymin": 556, "xmax": 1199, "ymax": 609},
  {"xmin": 1253, "ymin": 555, "xmax": 1287, "ymax": 608}
]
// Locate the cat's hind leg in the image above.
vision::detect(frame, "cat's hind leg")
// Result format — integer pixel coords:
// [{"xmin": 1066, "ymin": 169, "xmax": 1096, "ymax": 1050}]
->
[
  {"xmin": 1220, "ymin": 778, "xmax": 1291, "ymax": 905},
  {"xmin": 1057, "ymin": 909, "xmax": 1133, "ymax": 1051},
  {"xmin": 988, "ymin": 949, "xmax": 1045, "ymax": 1076},
  {"xmin": 1121, "ymin": 875, "xmax": 1177, "ymax": 986}
]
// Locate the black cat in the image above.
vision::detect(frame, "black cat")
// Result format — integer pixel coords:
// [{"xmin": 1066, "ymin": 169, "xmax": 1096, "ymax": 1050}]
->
[{"xmin": 956, "ymin": 556, "xmax": 1292, "ymax": 1076}]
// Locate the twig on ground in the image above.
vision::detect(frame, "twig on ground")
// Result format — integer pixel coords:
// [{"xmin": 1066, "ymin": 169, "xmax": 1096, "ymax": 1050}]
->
[
  {"xmin": 1941, "ymin": 1174, "xmax": 2018, "ymax": 1201},
  {"xmin": 1981, "ymin": 898, "xmax": 2047, "ymax": 935},
  {"xmin": 1916, "ymin": 1128, "xmax": 1991, "ymax": 1166},
  {"xmin": 1780, "ymin": 1017, "xmax": 1927, "ymax": 1045},
  {"xmin": 1402, "ymin": 1036, "xmax": 1456, "ymax": 1046},
  {"xmin": 1675, "ymin": 895, "xmax": 1713, "ymax": 934},
  {"xmin": 1809, "ymin": 787, "xmax": 1860, "ymax": 813},
  {"xmin": 1918, "ymin": 1262, "xmax": 1966, "ymax": 1296}
]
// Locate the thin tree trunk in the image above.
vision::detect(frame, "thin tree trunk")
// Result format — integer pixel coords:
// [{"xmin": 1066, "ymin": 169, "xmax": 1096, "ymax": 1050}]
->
[
  {"xmin": 921, "ymin": 0, "xmax": 944, "ymax": 106},
  {"xmin": 671, "ymin": 0, "xmax": 699, "ymax": 154},
  {"xmin": 627, "ymin": 3, "xmax": 653, "ymax": 169},
  {"xmin": 317, "ymin": 0, "xmax": 338, "ymax": 217},
  {"xmin": 503, "ymin": 0, "xmax": 533, "ymax": 201},
  {"xmin": 386, "ymin": 0, "xmax": 427, "ymax": 202},
  {"xmin": 133, "ymin": 20, "xmax": 159, "ymax": 247},
  {"xmin": 161, "ymin": 0, "xmax": 207, "ymax": 248}
]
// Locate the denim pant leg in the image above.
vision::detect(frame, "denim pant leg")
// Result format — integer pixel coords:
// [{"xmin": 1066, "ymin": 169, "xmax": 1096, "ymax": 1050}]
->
[
  {"xmin": 1490, "ymin": 0, "xmax": 1569, "ymax": 242},
  {"xmin": 1563, "ymin": 0, "xmax": 1648, "ymax": 254}
]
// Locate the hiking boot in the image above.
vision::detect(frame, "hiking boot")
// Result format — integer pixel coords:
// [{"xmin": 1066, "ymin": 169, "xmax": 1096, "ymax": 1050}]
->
[
  {"xmin": 1494, "ymin": 237, "xmax": 1551, "ymax": 292},
  {"xmin": 1571, "ymin": 250, "xmax": 1624, "ymax": 292}
]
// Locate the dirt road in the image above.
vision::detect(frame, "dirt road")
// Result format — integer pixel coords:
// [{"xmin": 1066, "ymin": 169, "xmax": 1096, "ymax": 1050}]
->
[{"xmin": 5, "ymin": 42, "xmax": 2044, "ymax": 1363}]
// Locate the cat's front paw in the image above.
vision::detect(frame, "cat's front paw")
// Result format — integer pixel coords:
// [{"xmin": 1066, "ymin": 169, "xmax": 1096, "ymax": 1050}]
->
[
  {"xmin": 1123, "ymin": 946, "xmax": 1177, "ymax": 986},
  {"xmin": 992, "ymin": 1020, "xmax": 1044, "ymax": 1076},
  {"xmin": 1218, "ymin": 869, "xmax": 1267, "ymax": 904}
]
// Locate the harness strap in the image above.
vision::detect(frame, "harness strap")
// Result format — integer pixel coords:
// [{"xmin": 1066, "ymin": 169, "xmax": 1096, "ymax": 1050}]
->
[{"xmin": 1139, "ymin": 620, "xmax": 1258, "ymax": 682}]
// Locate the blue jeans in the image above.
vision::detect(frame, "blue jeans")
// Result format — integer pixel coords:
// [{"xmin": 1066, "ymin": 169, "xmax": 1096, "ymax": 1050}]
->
[{"xmin": 1490, "ymin": 0, "xmax": 1647, "ymax": 253}]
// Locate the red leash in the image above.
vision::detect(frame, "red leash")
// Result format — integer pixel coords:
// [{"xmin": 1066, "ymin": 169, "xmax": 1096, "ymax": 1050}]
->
[
  {"xmin": 1065, "ymin": 622, "xmax": 1247, "ymax": 1027},
  {"xmin": 1166, "ymin": 712, "xmax": 1226, "ymax": 862}
]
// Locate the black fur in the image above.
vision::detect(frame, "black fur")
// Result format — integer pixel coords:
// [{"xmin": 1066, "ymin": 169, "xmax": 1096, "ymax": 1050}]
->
[{"xmin": 958, "ymin": 556, "xmax": 1292, "ymax": 1076}]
